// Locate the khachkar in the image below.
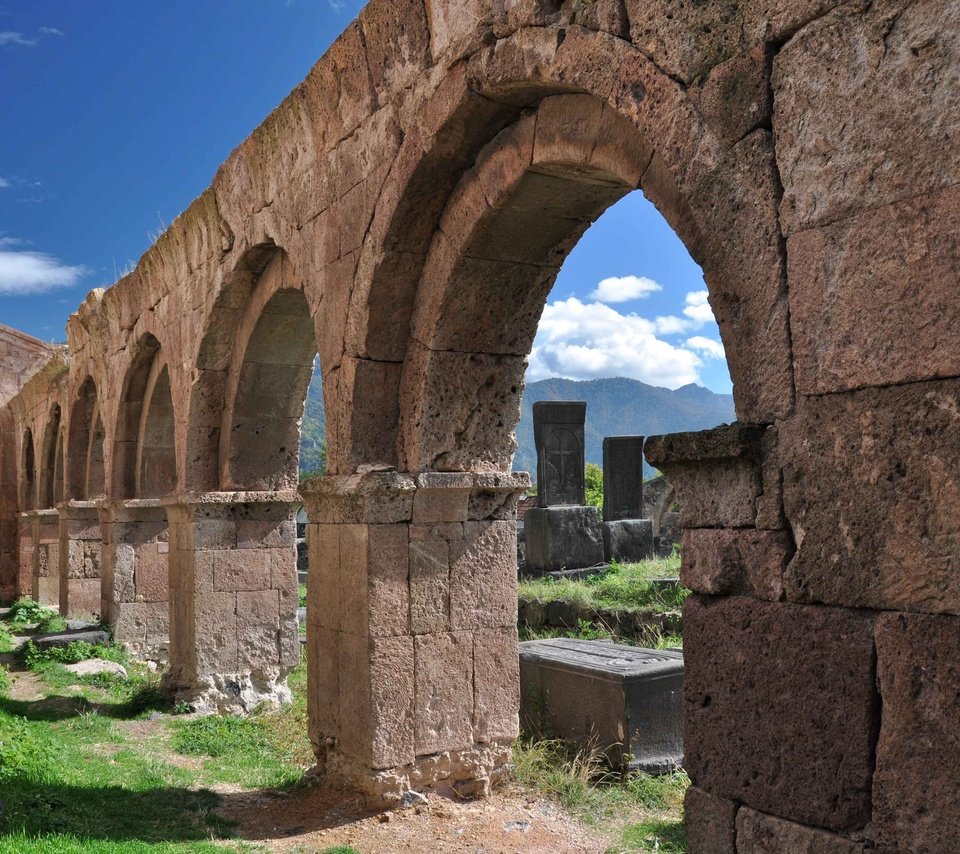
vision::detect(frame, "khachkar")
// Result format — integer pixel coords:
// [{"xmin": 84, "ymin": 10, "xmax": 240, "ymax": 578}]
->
[
  {"xmin": 601, "ymin": 436, "xmax": 654, "ymax": 562},
  {"xmin": 525, "ymin": 402, "xmax": 604, "ymax": 572}
]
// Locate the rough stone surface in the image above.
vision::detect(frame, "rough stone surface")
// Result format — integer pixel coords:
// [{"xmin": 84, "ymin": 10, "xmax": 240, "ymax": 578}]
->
[
  {"xmin": 683, "ymin": 595, "xmax": 878, "ymax": 831},
  {"xmin": 684, "ymin": 786, "xmax": 736, "ymax": 854},
  {"xmin": 774, "ymin": 0, "xmax": 960, "ymax": 236},
  {"xmin": 736, "ymin": 808, "xmax": 867, "ymax": 853},
  {"xmin": 601, "ymin": 519, "xmax": 654, "ymax": 563},
  {"xmin": 65, "ymin": 658, "xmax": 128, "ymax": 679},
  {"xmin": 788, "ymin": 184, "xmax": 960, "ymax": 396},
  {"xmin": 782, "ymin": 378, "xmax": 960, "ymax": 612},
  {"xmin": 874, "ymin": 612, "xmax": 960, "ymax": 853},
  {"xmin": 681, "ymin": 528, "xmax": 791, "ymax": 601}
]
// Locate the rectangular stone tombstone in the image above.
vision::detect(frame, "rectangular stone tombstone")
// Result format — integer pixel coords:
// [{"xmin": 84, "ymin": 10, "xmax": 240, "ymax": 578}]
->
[
  {"xmin": 534, "ymin": 401, "xmax": 586, "ymax": 507},
  {"xmin": 602, "ymin": 436, "xmax": 645, "ymax": 522},
  {"xmin": 519, "ymin": 637, "xmax": 684, "ymax": 773}
]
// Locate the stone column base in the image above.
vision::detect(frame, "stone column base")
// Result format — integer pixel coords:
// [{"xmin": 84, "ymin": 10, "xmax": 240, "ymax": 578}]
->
[
  {"xmin": 98, "ymin": 499, "xmax": 170, "ymax": 660},
  {"xmin": 525, "ymin": 505, "xmax": 604, "ymax": 572},
  {"xmin": 57, "ymin": 500, "xmax": 102, "ymax": 618},
  {"xmin": 163, "ymin": 491, "xmax": 300, "ymax": 715},
  {"xmin": 16, "ymin": 512, "xmax": 34, "ymax": 598},
  {"xmin": 32, "ymin": 508, "xmax": 60, "ymax": 607},
  {"xmin": 317, "ymin": 742, "xmax": 514, "ymax": 807},
  {"xmin": 301, "ymin": 471, "xmax": 529, "ymax": 802}
]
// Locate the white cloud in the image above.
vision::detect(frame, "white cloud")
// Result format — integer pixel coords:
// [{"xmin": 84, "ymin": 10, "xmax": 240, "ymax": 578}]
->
[
  {"xmin": 653, "ymin": 289, "xmax": 717, "ymax": 335},
  {"xmin": 589, "ymin": 275, "xmax": 662, "ymax": 304},
  {"xmin": 527, "ymin": 297, "xmax": 703, "ymax": 389},
  {"xmin": 38, "ymin": 27, "xmax": 63, "ymax": 36},
  {"xmin": 0, "ymin": 31, "xmax": 36, "ymax": 46},
  {"xmin": 0, "ymin": 178, "xmax": 8, "ymax": 188},
  {"xmin": 0, "ymin": 248, "xmax": 87, "ymax": 295},
  {"xmin": 686, "ymin": 335, "xmax": 726, "ymax": 360}
]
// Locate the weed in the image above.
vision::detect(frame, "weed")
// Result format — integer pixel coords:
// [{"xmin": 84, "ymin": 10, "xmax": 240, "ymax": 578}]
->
[
  {"xmin": 7, "ymin": 598, "xmax": 53, "ymax": 627},
  {"xmin": 298, "ymin": 583, "xmax": 307, "ymax": 608},
  {"xmin": 0, "ymin": 628, "xmax": 15, "ymax": 654},
  {"xmin": 0, "ymin": 665, "xmax": 8, "ymax": 694},
  {"xmin": 616, "ymin": 818, "xmax": 687, "ymax": 853}
]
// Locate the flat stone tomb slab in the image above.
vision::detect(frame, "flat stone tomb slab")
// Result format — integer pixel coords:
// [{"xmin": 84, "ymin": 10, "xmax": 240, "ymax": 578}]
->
[{"xmin": 519, "ymin": 637, "xmax": 683, "ymax": 773}]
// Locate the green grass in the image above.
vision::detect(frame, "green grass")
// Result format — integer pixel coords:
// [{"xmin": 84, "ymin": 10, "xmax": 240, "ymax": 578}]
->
[
  {"xmin": 0, "ymin": 627, "xmax": 14, "ymax": 654},
  {"xmin": 519, "ymin": 556, "xmax": 686, "ymax": 615},
  {"xmin": 512, "ymin": 736, "xmax": 688, "ymax": 853},
  {"xmin": 0, "ymin": 606, "xmax": 313, "ymax": 853}
]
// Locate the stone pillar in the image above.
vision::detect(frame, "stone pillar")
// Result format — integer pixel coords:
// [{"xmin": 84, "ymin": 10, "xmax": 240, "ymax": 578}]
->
[
  {"xmin": 300, "ymin": 471, "xmax": 528, "ymax": 804},
  {"xmin": 646, "ymin": 425, "xmax": 877, "ymax": 848},
  {"xmin": 162, "ymin": 492, "xmax": 299, "ymax": 714},
  {"xmin": 57, "ymin": 500, "xmax": 102, "ymax": 618},
  {"xmin": 98, "ymin": 499, "xmax": 169, "ymax": 659},
  {"xmin": 33, "ymin": 508, "xmax": 60, "ymax": 606},
  {"xmin": 16, "ymin": 511, "xmax": 34, "ymax": 598}
]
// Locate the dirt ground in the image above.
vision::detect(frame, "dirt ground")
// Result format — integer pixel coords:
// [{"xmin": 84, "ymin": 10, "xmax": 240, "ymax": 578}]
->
[{"xmin": 218, "ymin": 782, "xmax": 609, "ymax": 854}]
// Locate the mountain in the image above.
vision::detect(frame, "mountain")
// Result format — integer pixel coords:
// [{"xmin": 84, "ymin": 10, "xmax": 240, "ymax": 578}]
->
[
  {"xmin": 513, "ymin": 377, "xmax": 735, "ymax": 478},
  {"xmin": 298, "ymin": 370, "xmax": 735, "ymax": 478}
]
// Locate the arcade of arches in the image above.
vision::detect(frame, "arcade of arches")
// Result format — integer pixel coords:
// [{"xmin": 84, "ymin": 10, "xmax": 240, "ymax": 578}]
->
[{"xmin": 0, "ymin": 1, "xmax": 958, "ymax": 849}]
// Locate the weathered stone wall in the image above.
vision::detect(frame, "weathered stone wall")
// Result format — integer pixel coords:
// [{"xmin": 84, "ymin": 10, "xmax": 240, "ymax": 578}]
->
[
  {"xmin": 0, "ymin": 0, "xmax": 955, "ymax": 835},
  {"xmin": 0, "ymin": 326, "xmax": 55, "ymax": 601}
]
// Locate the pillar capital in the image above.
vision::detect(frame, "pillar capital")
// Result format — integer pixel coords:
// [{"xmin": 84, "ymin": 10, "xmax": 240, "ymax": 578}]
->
[{"xmin": 299, "ymin": 471, "xmax": 530, "ymax": 525}]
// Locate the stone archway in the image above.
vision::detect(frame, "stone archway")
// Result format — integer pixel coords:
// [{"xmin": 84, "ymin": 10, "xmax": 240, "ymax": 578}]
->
[{"xmin": 0, "ymin": 1, "xmax": 955, "ymax": 847}]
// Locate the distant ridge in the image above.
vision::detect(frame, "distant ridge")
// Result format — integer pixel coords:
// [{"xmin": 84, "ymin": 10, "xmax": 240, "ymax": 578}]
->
[{"xmin": 513, "ymin": 377, "xmax": 735, "ymax": 477}]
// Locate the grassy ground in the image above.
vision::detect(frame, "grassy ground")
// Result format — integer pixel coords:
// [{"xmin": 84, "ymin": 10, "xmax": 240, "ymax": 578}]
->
[
  {"xmin": 0, "ymin": 600, "xmax": 687, "ymax": 853},
  {"xmin": 512, "ymin": 737, "xmax": 688, "ymax": 854},
  {"xmin": 518, "ymin": 555, "xmax": 686, "ymax": 615}
]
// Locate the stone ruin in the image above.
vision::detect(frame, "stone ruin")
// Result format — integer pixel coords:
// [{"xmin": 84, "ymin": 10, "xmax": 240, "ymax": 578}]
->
[
  {"xmin": 0, "ymin": 0, "xmax": 955, "ymax": 848},
  {"xmin": 524, "ymin": 401, "xmax": 656, "ymax": 573}
]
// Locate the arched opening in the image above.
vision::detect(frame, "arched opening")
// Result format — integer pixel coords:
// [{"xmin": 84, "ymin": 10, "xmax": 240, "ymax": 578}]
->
[
  {"xmin": 20, "ymin": 429, "xmax": 35, "ymax": 511},
  {"xmin": 114, "ymin": 335, "xmax": 176, "ymax": 499},
  {"xmin": 67, "ymin": 377, "xmax": 106, "ymax": 500},
  {"xmin": 219, "ymin": 253, "xmax": 320, "ymax": 492},
  {"xmin": 137, "ymin": 358, "xmax": 176, "ymax": 499},
  {"xmin": 39, "ymin": 405, "xmax": 64, "ymax": 509}
]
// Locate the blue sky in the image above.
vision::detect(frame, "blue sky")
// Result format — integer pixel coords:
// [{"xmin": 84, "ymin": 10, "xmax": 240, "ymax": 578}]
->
[{"xmin": 0, "ymin": 0, "xmax": 731, "ymax": 395}]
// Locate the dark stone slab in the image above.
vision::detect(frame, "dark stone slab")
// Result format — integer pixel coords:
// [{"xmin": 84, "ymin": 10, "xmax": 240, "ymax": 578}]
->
[
  {"xmin": 874, "ymin": 612, "xmax": 960, "ymax": 853},
  {"xmin": 297, "ymin": 607, "xmax": 307, "ymax": 625},
  {"xmin": 683, "ymin": 594, "xmax": 877, "ymax": 831},
  {"xmin": 534, "ymin": 401, "xmax": 586, "ymax": 507},
  {"xmin": 524, "ymin": 506, "xmax": 604, "ymax": 572},
  {"xmin": 65, "ymin": 619, "xmax": 99, "ymax": 632},
  {"xmin": 32, "ymin": 629, "xmax": 110, "ymax": 649},
  {"xmin": 602, "ymin": 436, "xmax": 644, "ymax": 521},
  {"xmin": 296, "ymin": 538, "xmax": 308, "ymax": 573},
  {"xmin": 519, "ymin": 638, "xmax": 683, "ymax": 773},
  {"xmin": 297, "ymin": 570, "xmax": 308, "ymax": 586},
  {"xmin": 601, "ymin": 519, "xmax": 654, "ymax": 562}
]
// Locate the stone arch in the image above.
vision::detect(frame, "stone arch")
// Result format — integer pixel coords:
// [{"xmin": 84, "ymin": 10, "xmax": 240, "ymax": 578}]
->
[
  {"xmin": 20, "ymin": 428, "xmax": 35, "ymax": 511},
  {"xmin": 39, "ymin": 404, "xmax": 64, "ymax": 509},
  {"xmin": 113, "ymin": 334, "xmax": 177, "ymax": 499},
  {"xmin": 188, "ymin": 246, "xmax": 320, "ymax": 492},
  {"xmin": 184, "ymin": 242, "xmax": 285, "ymax": 492},
  {"xmin": 342, "ymin": 27, "xmax": 792, "ymax": 474},
  {"xmin": 66, "ymin": 377, "xmax": 106, "ymax": 500}
]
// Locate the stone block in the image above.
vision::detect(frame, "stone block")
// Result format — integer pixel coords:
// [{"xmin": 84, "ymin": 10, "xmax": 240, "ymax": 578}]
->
[
  {"xmin": 684, "ymin": 786, "xmax": 736, "ymax": 854},
  {"xmin": 450, "ymin": 520, "xmax": 517, "ymax": 630},
  {"xmin": 307, "ymin": 524, "xmax": 340, "ymax": 631},
  {"xmin": 194, "ymin": 592, "xmax": 238, "ymax": 674},
  {"xmin": 645, "ymin": 425, "xmax": 764, "ymax": 528},
  {"xmin": 690, "ymin": 45, "xmax": 770, "ymax": 145},
  {"xmin": 135, "ymin": 547, "xmax": 168, "ymax": 602},
  {"xmin": 33, "ymin": 629, "xmax": 110, "ymax": 649},
  {"xmin": 409, "ymin": 539, "xmax": 450, "ymax": 635},
  {"xmin": 788, "ymin": 184, "xmax": 960, "ymax": 396},
  {"xmin": 519, "ymin": 638, "xmax": 684, "ymax": 772},
  {"xmin": 213, "ymin": 549, "xmax": 272, "ymax": 593},
  {"xmin": 736, "ymin": 808, "xmax": 866, "ymax": 853},
  {"xmin": 339, "ymin": 523, "xmax": 410, "ymax": 638},
  {"xmin": 781, "ymin": 379, "xmax": 960, "ymax": 611},
  {"xmin": 237, "ymin": 589, "xmax": 280, "ymax": 669},
  {"xmin": 681, "ymin": 528, "xmax": 791, "ymax": 601},
  {"xmin": 874, "ymin": 612, "xmax": 960, "ymax": 853},
  {"xmin": 773, "ymin": 0, "xmax": 960, "ymax": 235},
  {"xmin": 533, "ymin": 401, "xmax": 587, "ymax": 507},
  {"xmin": 414, "ymin": 631, "xmax": 474, "ymax": 756},
  {"xmin": 472, "ymin": 626, "xmax": 519, "ymax": 744},
  {"xmin": 410, "ymin": 484, "xmax": 470, "ymax": 524},
  {"xmin": 601, "ymin": 519, "xmax": 654, "ymax": 563},
  {"xmin": 524, "ymin": 506, "xmax": 604, "ymax": 573},
  {"xmin": 309, "ymin": 626, "xmax": 339, "ymax": 737},
  {"xmin": 683, "ymin": 595, "xmax": 877, "ymax": 831}
]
